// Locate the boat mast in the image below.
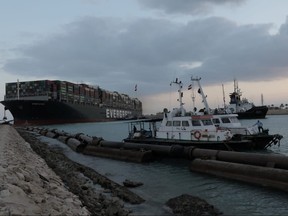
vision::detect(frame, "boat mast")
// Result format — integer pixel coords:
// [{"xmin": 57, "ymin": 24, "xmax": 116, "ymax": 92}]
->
[
  {"xmin": 170, "ymin": 78, "xmax": 185, "ymax": 116},
  {"xmin": 190, "ymin": 84, "xmax": 196, "ymax": 114},
  {"xmin": 191, "ymin": 77, "xmax": 210, "ymax": 114}
]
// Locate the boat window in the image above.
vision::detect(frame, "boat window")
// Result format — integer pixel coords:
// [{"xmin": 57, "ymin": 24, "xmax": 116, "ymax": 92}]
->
[
  {"xmin": 212, "ymin": 119, "xmax": 220, "ymax": 124},
  {"xmin": 173, "ymin": 121, "xmax": 181, "ymax": 126},
  {"xmin": 229, "ymin": 117, "xmax": 239, "ymax": 123},
  {"xmin": 192, "ymin": 120, "xmax": 201, "ymax": 126},
  {"xmin": 166, "ymin": 121, "xmax": 172, "ymax": 126},
  {"xmin": 182, "ymin": 121, "xmax": 189, "ymax": 126},
  {"xmin": 201, "ymin": 119, "xmax": 213, "ymax": 126},
  {"xmin": 221, "ymin": 118, "xmax": 231, "ymax": 123}
]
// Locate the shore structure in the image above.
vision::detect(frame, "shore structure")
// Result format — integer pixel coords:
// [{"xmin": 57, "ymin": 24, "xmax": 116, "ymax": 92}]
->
[
  {"xmin": 0, "ymin": 124, "xmax": 89, "ymax": 215},
  {"xmin": 0, "ymin": 124, "xmax": 222, "ymax": 216}
]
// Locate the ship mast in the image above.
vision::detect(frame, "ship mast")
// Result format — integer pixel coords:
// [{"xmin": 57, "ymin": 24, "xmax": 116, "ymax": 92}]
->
[
  {"xmin": 261, "ymin": 93, "xmax": 264, "ymax": 106},
  {"xmin": 191, "ymin": 77, "xmax": 210, "ymax": 114},
  {"xmin": 170, "ymin": 78, "xmax": 185, "ymax": 116}
]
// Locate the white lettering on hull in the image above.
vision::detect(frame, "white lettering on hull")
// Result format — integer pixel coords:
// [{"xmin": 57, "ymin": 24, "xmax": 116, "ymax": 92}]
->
[{"xmin": 106, "ymin": 109, "xmax": 132, "ymax": 119}]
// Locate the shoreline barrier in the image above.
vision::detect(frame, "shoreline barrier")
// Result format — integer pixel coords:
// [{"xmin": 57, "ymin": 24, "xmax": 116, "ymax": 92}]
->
[
  {"xmin": 45, "ymin": 131, "xmax": 57, "ymax": 138},
  {"xmin": 24, "ymin": 127, "xmax": 288, "ymax": 166},
  {"xmin": 94, "ymin": 140, "xmax": 184, "ymax": 157},
  {"xmin": 66, "ymin": 137, "xmax": 84, "ymax": 152},
  {"xmin": 187, "ymin": 148, "xmax": 288, "ymax": 170},
  {"xmin": 23, "ymin": 126, "xmax": 288, "ymax": 192},
  {"xmin": 25, "ymin": 127, "xmax": 156, "ymax": 163},
  {"xmin": 82, "ymin": 145, "xmax": 153, "ymax": 163},
  {"xmin": 190, "ymin": 159, "xmax": 288, "ymax": 192}
]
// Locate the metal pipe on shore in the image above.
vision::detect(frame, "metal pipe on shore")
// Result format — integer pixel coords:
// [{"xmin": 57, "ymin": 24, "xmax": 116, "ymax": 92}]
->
[
  {"xmin": 188, "ymin": 148, "xmax": 288, "ymax": 169},
  {"xmin": 82, "ymin": 145, "xmax": 153, "ymax": 163},
  {"xmin": 57, "ymin": 135, "xmax": 69, "ymax": 144},
  {"xmin": 45, "ymin": 131, "xmax": 57, "ymax": 138},
  {"xmin": 190, "ymin": 159, "xmax": 288, "ymax": 192},
  {"xmin": 66, "ymin": 138, "xmax": 83, "ymax": 152},
  {"xmin": 92, "ymin": 139, "xmax": 185, "ymax": 157}
]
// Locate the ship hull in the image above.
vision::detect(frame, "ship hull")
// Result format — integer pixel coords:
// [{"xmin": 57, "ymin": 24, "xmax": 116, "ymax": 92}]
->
[
  {"xmin": 124, "ymin": 134, "xmax": 280, "ymax": 151},
  {"xmin": 236, "ymin": 106, "xmax": 268, "ymax": 119},
  {"xmin": 1, "ymin": 100, "xmax": 141, "ymax": 126}
]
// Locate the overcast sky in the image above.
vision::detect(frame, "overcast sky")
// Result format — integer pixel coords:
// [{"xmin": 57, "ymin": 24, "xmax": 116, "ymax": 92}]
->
[{"xmin": 1, "ymin": 0, "xmax": 288, "ymax": 118}]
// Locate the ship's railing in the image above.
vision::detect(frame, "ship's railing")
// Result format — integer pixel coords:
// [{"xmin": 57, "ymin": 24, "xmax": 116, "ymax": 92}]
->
[{"xmin": 4, "ymin": 94, "xmax": 50, "ymax": 101}]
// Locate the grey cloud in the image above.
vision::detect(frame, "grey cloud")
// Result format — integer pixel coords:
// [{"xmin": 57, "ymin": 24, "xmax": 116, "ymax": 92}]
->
[
  {"xmin": 137, "ymin": 0, "xmax": 247, "ymax": 15},
  {"xmin": 4, "ymin": 16, "xmax": 288, "ymax": 96}
]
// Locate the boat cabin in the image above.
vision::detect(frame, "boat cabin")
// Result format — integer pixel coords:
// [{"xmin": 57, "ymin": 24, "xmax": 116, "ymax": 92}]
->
[
  {"xmin": 127, "ymin": 112, "xmax": 233, "ymax": 142},
  {"xmin": 212, "ymin": 114, "xmax": 258, "ymax": 135}
]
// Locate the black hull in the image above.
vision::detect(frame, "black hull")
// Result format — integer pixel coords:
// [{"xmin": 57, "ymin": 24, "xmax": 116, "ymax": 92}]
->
[
  {"xmin": 237, "ymin": 106, "xmax": 268, "ymax": 119},
  {"xmin": 124, "ymin": 134, "xmax": 280, "ymax": 151},
  {"xmin": 1, "ymin": 100, "xmax": 141, "ymax": 126}
]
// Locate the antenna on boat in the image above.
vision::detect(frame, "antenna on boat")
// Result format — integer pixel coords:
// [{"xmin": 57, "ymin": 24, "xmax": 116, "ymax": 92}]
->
[
  {"xmin": 17, "ymin": 79, "xmax": 20, "ymax": 100},
  {"xmin": 222, "ymin": 84, "xmax": 226, "ymax": 108},
  {"xmin": 234, "ymin": 79, "xmax": 241, "ymax": 96},
  {"xmin": 191, "ymin": 77, "xmax": 211, "ymax": 114},
  {"xmin": 170, "ymin": 78, "xmax": 185, "ymax": 116}
]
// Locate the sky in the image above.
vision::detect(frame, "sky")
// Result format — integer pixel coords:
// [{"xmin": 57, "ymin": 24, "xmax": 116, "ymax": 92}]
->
[{"xmin": 1, "ymin": 0, "xmax": 288, "ymax": 119}]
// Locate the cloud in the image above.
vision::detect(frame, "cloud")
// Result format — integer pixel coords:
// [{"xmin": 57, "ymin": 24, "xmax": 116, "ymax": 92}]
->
[
  {"xmin": 4, "ymin": 16, "xmax": 288, "ymax": 97},
  {"xmin": 137, "ymin": 0, "xmax": 247, "ymax": 15}
]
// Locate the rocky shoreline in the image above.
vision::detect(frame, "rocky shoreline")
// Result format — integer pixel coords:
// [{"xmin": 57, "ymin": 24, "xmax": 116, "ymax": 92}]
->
[
  {"xmin": 17, "ymin": 127, "xmax": 144, "ymax": 216},
  {"xmin": 0, "ymin": 125, "xmax": 89, "ymax": 215},
  {"xmin": 0, "ymin": 124, "xmax": 222, "ymax": 215}
]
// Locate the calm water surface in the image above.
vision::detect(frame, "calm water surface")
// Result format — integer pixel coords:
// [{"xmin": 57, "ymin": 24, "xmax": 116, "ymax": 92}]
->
[{"xmin": 41, "ymin": 115, "xmax": 288, "ymax": 215}]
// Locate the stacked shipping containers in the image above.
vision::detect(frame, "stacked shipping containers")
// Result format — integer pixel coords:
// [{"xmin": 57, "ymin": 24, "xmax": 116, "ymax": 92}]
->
[
  {"xmin": 5, "ymin": 80, "xmax": 49, "ymax": 99},
  {"xmin": 4, "ymin": 80, "xmax": 142, "ymax": 113}
]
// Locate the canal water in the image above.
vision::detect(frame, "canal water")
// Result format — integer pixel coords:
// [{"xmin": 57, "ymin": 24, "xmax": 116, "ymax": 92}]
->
[{"xmin": 40, "ymin": 115, "xmax": 288, "ymax": 215}]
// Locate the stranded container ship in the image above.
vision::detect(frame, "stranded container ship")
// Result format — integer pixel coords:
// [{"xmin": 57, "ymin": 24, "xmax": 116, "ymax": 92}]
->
[{"xmin": 1, "ymin": 80, "xmax": 142, "ymax": 126}]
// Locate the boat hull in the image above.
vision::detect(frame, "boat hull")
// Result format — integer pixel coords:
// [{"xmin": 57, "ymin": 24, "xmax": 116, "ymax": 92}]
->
[
  {"xmin": 236, "ymin": 106, "xmax": 268, "ymax": 119},
  {"xmin": 124, "ymin": 133, "xmax": 280, "ymax": 151},
  {"xmin": 1, "ymin": 100, "xmax": 141, "ymax": 126}
]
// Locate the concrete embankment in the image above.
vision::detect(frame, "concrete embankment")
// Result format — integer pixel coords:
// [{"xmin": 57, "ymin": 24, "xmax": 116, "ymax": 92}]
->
[{"xmin": 0, "ymin": 125, "xmax": 89, "ymax": 215}]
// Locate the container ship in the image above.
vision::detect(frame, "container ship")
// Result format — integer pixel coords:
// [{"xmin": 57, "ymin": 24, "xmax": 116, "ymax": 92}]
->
[{"xmin": 1, "ymin": 80, "xmax": 142, "ymax": 126}]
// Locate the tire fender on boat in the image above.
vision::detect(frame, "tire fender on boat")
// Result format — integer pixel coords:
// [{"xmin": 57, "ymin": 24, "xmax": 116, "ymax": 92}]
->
[
  {"xmin": 224, "ymin": 130, "xmax": 232, "ymax": 140},
  {"xmin": 193, "ymin": 131, "xmax": 201, "ymax": 140}
]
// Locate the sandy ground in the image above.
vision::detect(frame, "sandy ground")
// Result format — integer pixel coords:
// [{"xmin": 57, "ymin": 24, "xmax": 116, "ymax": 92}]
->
[{"xmin": 0, "ymin": 124, "xmax": 90, "ymax": 215}]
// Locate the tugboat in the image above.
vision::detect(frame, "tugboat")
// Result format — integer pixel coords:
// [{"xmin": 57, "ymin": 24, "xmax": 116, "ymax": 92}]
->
[
  {"xmin": 225, "ymin": 79, "xmax": 268, "ymax": 119},
  {"xmin": 124, "ymin": 79, "xmax": 282, "ymax": 151},
  {"xmin": 191, "ymin": 77, "xmax": 282, "ymax": 147}
]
